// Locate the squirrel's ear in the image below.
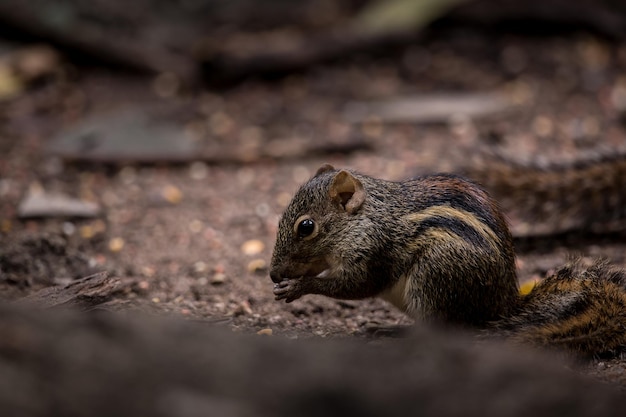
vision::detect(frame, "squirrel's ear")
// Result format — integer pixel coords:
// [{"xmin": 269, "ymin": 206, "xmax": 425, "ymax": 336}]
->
[
  {"xmin": 315, "ymin": 163, "xmax": 335, "ymax": 177},
  {"xmin": 329, "ymin": 170, "xmax": 365, "ymax": 214}
]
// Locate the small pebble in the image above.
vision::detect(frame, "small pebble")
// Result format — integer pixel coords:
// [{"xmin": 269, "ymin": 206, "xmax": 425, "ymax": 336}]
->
[
  {"xmin": 193, "ymin": 261, "xmax": 208, "ymax": 273},
  {"xmin": 257, "ymin": 328, "xmax": 273, "ymax": 336},
  {"xmin": 80, "ymin": 225, "xmax": 95, "ymax": 239},
  {"xmin": 162, "ymin": 185, "xmax": 183, "ymax": 204},
  {"xmin": 211, "ymin": 272, "xmax": 226, "ymax": 285},
  {"xmin": 241, "ymin": 239, "xmax": 265, "ymax": 256},
  {"xmin": 62, "ymin": 221, "xmax": 76, "ymax": 236},
  {"xmin": 247, "ymin": 258, "xmax": 267, "ymax": 273},
  {"xmin": 108, "ymin": 237, "xmax": 125, "ymax": 252},
  {"xmin": 188, "ymin": 219, "xmax": 204, "ymax": 234}
]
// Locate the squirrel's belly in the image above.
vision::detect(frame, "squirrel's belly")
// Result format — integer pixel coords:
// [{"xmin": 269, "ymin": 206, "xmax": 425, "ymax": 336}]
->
[{"xmin": 379, "ymin": 275, "xmax": 409, "ymax": 313}]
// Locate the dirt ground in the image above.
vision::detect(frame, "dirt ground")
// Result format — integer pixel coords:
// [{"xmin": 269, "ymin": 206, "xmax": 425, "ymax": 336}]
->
[{"xmin": 2, "ymin": 27, "xmax": 626, "ymax": 387}]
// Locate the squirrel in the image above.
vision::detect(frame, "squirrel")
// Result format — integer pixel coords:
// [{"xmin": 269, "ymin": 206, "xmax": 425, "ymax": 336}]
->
[{"xmin": 269, "ymin": 164, "xmax": 626, "ymax": 357}]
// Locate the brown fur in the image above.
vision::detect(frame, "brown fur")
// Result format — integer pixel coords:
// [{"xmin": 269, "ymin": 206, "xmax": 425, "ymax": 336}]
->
[
  {"xmin": 491, "ymin": 259, "xmax": 626, "ymax": 356},
  {"xmin": 271, "ymin": 165, "xmax": 626, "ymax": 357},
  {"xmin": 464, "ymin": 152, "xmax": 626, "ymax": 236},
  {"xmin": 271, "ymin": 165, "xmax": 518, "ymax": 327}
]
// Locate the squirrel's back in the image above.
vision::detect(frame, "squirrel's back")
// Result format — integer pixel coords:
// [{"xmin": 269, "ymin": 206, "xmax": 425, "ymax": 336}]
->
[{"xmin": 393, "ymin": 173, "xmax": 519, "ymax": 325}]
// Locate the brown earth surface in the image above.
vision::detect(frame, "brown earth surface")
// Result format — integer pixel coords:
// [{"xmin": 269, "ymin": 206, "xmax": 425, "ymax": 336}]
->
[{"xmin": 1, "ymin": 28, "xmax": 626, "ymax": 387}]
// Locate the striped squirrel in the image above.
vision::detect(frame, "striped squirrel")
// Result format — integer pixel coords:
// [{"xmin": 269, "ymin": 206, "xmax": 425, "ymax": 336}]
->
[{"xmin": 270, "ymin": 164, "xmax": 626, "ymax": 356}]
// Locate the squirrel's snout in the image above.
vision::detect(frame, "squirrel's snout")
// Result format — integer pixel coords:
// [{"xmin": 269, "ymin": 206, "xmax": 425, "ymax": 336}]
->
[{"xmin": 270, "ymin": 270, "xmax": 282, "ymax": 284}]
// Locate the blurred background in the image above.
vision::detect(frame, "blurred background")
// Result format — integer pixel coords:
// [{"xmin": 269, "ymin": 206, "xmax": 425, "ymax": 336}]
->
[{"xmin": 1, "ymin": 0, "xmax": 626, "ymax": 374}]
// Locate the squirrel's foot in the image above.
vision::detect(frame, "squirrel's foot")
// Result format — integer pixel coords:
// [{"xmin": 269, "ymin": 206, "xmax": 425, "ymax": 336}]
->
[{"xmin": 273, "ymin": 279, "xmax": 304, "ymax": 303}]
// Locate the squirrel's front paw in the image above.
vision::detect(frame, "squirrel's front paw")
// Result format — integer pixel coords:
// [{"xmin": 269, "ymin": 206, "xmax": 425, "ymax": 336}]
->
[{"xmin": 273, "ymin": 279, "xmax": 303, "ymax": 303}]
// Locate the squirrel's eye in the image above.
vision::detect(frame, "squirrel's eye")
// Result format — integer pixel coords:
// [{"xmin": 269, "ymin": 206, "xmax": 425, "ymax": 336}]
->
[
  {"xmin": 293, "ymin": 215, "xmax": 318, "ymax": 240},
  {"xmin": 296, "ymin": 218, "xmax": 316, "ymax": 239}
]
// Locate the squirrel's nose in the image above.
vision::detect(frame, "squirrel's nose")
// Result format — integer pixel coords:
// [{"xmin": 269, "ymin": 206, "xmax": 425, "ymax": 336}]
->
[{"xmin": 270, "ymin": 269, "xmax": 282, "ymax": 284}]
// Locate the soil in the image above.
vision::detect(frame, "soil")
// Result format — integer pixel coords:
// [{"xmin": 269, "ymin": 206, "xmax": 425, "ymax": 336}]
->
[{"xmin": 1, "ymin": 27, "xmax": 626, "ymax": 387}]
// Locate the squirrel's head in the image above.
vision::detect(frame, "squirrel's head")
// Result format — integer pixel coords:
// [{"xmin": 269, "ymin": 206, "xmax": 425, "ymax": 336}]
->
[{"xmin": 269, "ymin": 164, "xmax": 366, "ymax": 283}]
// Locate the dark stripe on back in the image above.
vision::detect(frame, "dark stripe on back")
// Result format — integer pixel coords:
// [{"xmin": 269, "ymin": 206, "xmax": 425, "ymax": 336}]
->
[{"xmin": 409, "ymin": 174, "xmax": 503, "ymax": 236}]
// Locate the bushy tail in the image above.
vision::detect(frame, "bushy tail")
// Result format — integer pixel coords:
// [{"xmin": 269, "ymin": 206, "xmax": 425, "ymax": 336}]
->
[
  {"xmin": 491, "ymin": 259, "xmax": 626, "ymax": 357},
  {"xmin": 464, "ymin": 152, "xmax": 626, "ymax": 236}
]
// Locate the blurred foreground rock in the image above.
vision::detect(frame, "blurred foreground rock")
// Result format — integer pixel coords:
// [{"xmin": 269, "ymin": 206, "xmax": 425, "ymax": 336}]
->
[{"xmin": 0, "ymin": 305, "xmax": 624, "ymax": 417}]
